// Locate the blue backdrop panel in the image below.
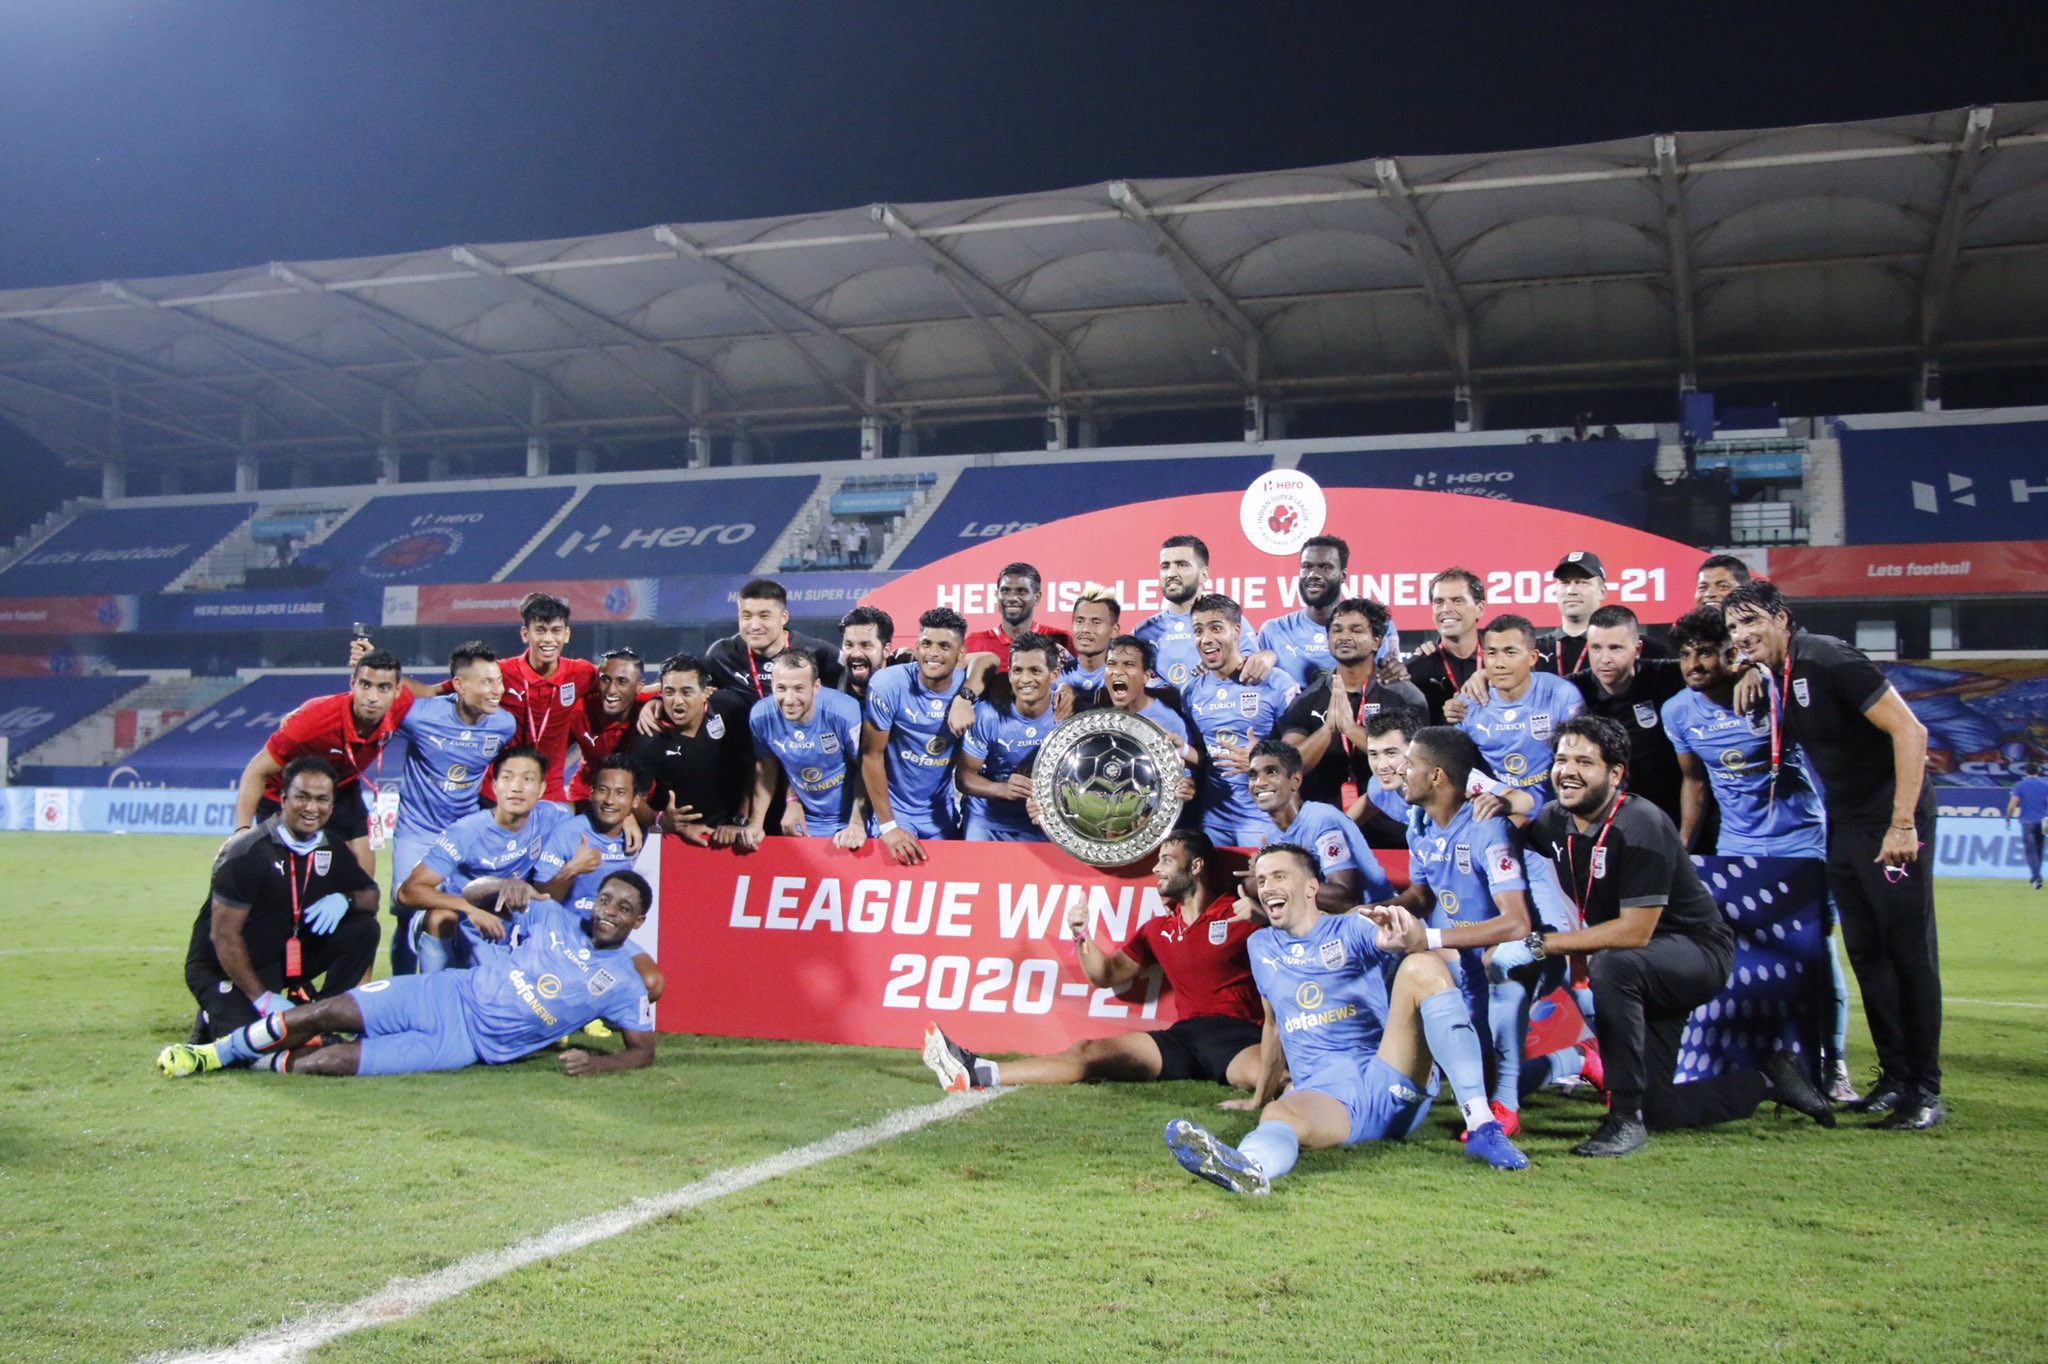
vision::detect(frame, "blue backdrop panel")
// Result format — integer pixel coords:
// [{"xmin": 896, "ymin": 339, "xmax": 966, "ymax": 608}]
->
[
  {"xmin": 1840, "ymin": 421, "xmax": 2048, "ymax": 543},
  {"xmin": 892, "ymin": 456, "xmax": 1275, "ymax": 569},
  {"xmin": 120, "ymin": 673, "xmax": 346, "ymax": 787},
  {"xmin": 314, "ymin": 488, "xmax": 574, "ymax": 586},
  {"xmin": 507, "ymin": 477, "xmax": 820, "ymax": 579},
  {"xmin": 1677, "ymin": 857, "xmax": 1831, "ymax": 1082},
  {"xmin": 0, "ymin": 502, "xmax": 256, "ymax": 595},
  {"xmin": 1298, "ymin": 441, "xmax": 1658, "ymax": 527},
  {"xmin": 0, "ymin": 675, "xmax": 144, "ymax": 754}
]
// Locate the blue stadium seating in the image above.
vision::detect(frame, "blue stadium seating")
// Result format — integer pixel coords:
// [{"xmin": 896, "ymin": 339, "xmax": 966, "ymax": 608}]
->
[
  {"xmin": 0, "ymin": 502, "xmax": 257, "ymax": 596},
  {"xmin": 1298, "ymin": 441, "xmax": 1659, "ymax": 528},
  {"xmin": 119, "ymin": 673, "xmax": 342, "ymax": 788},
  {"xmin": 506, "ymin": 476, "xmax": 819, "ymax": 579},
  {"xmin": 312, "ymin": 488, "xmax": 575, "ymax": 587},
  {"xmin": 0, "ymin": 676, "xmax": 147, "ymax": 757}
]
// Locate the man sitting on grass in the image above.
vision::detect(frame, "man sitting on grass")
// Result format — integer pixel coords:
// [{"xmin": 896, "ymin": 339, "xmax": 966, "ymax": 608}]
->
[{"xmin": 157, "ymin": 871, "xmax": 658, "ymax": 1078}]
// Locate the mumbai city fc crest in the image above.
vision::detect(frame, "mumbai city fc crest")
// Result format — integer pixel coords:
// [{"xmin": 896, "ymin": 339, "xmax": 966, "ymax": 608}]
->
[
  {"xmin": 313, "ymin": 850, "xmax": 332, "ymax": 875},
  {"xmin": 559, "ymin": 682, "xmax": 576, "ymax": 706},
  {"xmin": 588, "ymin": 969, "xmax": 617, "ymax": 996},
  {"xmin": 1633, "ymin": 703, "xmax": 1658, "ymax": 729},
  {"xmin": 1591, "ymin": 846, "xmax": 1609, "ymax": 878},
  {"xmin": 821, "ymin": 734, "xmax": 840, "ymax": 754},
  {"xmin": 1530, "ymin": 713, "xmax": 1553, "ymax": 741},
  {"xmin": 1238, "ymin": 692, "xmax": 1259, "ymax": 719},
  {"xmin": 1792, "ymin": 678, "xmax": 1811, "ymax": 707},
  {"xmin": 1454, "ymin": 844, "xmax": 1472, "ymax": 874},
  {"xmin": 1318, "ymin": 939, "xmax": 1345, "ymax": 968},
  {"xmin": 482, "ymin": 736, "xmax": 501, "ymax": 756},
  {"xmin": 707, "ymin": 713, "xmax": 726, "ymax": 739},
  {"xmin": 1208, "ymin": 920, "xmax": 1229, "ymax": 945}
]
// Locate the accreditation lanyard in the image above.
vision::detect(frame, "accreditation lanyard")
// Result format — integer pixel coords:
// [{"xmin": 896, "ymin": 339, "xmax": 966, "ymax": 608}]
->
[
  {"xmin": 1563, "ymin": 792, "xmax": 1627, "ymax": 919},
  {"xmin": 282, "ymin": 848, "xmax": 316, "ymax": 978},
  {"xmin": 520, "ymin": 656, "xmax": 556, "ymax": 754},
  {"xmin": 1765, "ymin": 653, "xmax": 1793, "ymax": 813}
]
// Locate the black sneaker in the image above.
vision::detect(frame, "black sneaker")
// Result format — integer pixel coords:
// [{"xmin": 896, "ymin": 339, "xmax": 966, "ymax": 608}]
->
[
  {"xmin": 1848, "ymin": 1073, "xmax": 1909, "ymax": 1116},
  {"xmin": 1571, "ymin": 1115, "xmax": 1648, "ymax": 1158},
  {"xmin": 1760, "ymin": 1050, "xmax": 1837, "ymax": 1128},
  {"xmin": 1878, "ymin": 1091, "xmax": 1947, "ymax": 1131}
]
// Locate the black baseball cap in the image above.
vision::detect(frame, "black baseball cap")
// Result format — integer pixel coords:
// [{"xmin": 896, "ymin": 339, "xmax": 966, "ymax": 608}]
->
[{"xmin": 1553, "ymin": 550, "xmax": 1606, "ymax": 580}]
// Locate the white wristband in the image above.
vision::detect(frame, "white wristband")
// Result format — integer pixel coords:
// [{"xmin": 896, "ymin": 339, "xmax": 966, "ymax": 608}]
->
[
  {"xmin": 876, "ymin": 819, "xmax": 899, "ymax": 835},
  {"xmin": 1424, "ymin": 927, "xmax": 1444, "ymax": 951}
]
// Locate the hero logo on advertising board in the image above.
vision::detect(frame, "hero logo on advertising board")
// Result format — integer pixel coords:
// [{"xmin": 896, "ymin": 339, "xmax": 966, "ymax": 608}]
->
[
  {"xmin": 553, "ymin": 522, "xmax": 756, "ymax": 556},
  {"xmin": 1909, "ymin": 471, "xmax": 2048, "ymax": 514},
  {"xmin": 1239, "ymin": 471, "xmax": 1327, "ymax": 556}
]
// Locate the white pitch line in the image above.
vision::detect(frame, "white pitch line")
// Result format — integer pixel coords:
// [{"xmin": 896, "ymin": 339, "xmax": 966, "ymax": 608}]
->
[
  {"xmin": 1948, "ymin": 996, "xmax": 2048, "ymax": 1010},
  {"xmin": 145, "ymin": 1088, "xmax": 1000, "ymax": 1364},
  {"xmin": 0, "ymin": 945, "xmax": 178, "ymax": 955}
]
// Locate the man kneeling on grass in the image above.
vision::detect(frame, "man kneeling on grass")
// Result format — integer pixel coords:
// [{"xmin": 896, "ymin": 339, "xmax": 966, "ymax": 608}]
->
[
  {"xmin": 1164, "ymin": 843, "xmax": 1527, "ymax": 1195},
  {"xmin": 157, "ymin": 872, "xmax": 658, "ymax": 1078}
]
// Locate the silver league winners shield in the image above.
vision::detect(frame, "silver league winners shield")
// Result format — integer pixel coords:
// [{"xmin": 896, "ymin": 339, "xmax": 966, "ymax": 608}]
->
[{"xmin": 1031, "ymin": 708, "xmax": 1185, "ymax": 867}]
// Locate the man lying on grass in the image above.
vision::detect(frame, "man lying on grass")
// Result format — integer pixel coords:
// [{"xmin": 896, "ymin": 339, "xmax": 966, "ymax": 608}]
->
[{"xmin": 158, "ymin": 871, "xmax": 658, "ymax": 1078}]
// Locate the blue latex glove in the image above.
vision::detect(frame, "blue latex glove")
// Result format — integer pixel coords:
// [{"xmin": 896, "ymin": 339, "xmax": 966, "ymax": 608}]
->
[
  {"xmin": 305, "ymin": 892, "xmax": 349, "ymax": 935},
  {"xmin": 253, "ymin": 990, "xmax": 294, "ymax": 1017},
  {"xmin": 1487, "ymin": 937, "xmax": 1536, "ymax": 983}
]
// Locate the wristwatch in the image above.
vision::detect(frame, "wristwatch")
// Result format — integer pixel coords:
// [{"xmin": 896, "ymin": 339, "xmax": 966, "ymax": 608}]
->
[{"xmin": 1524, "ymin": 929, "xmax": 1550, "ymax": 960}]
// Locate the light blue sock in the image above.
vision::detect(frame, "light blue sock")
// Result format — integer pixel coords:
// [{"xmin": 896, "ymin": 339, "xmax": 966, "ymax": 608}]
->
[
  {"xmin": 1489, "ymin": 976, "xmax": 1530, "ymax": 1107},
  {"xmin": 1236, "ymin": 1121, "xmax": 1299, "ymax": 1180},
  {"xmin": 1828, "ymin": 937, "xmax": 1850, "ymax": 1058},
  {"xmin": 1572, "ymin": 983, "xmax": 1597, "ymax": 1026},
  {"xmin": 413, "ymin": 921, "xmax": 455, "ymax": 974},
  {"xmin": 1524, "ymin": 1046, "xmax": 1582, "ymax": 1091},
  {"xmin": 215, "ymin": 1013, "xmax": 284, "ymax": 1065},
  {"xmin": 1420, "ymin": 987, "xmax": 1488, "ymax": 1117}
]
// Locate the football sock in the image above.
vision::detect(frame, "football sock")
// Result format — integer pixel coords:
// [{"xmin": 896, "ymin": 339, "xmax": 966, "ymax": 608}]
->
[
  {"xmin": 1526, "ymin": 1046, "xmax": 1583, "ymax": 1090},
  {"xmin": 215, "ymin": 1013, "xmax": 285, "ymax": 1065},
  {"xmin": 975, "ymin": 1059, "xmax": 1000, "ymax": 1087},
  {"xmin": 1420, "ymin": 987, "xmax": 1488, "ymax": 1127},
  {"xmin": 258, "ymin": 1050, "xmax": 292, "ymax": 1074},
  {"xmin": 412, "ymin": 923, "xmax": 454, "ymax": 974},
  {"xmin": 1827, "ymin": 938, "xmax": 1850, "ymax": 1059},
  {"xmin": 1237, "ymin": 1121, "xmax": 1299, "ymax": 1180},
  {"xmin": 1488, "ymin": 976, "xmax": 1530, "ymax": 1108}
]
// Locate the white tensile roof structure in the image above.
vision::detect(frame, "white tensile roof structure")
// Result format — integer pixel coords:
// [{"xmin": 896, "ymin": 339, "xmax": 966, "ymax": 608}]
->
[{"xmin": 0, "ymin": 102, "xmax": 2043, "ymax": 476}]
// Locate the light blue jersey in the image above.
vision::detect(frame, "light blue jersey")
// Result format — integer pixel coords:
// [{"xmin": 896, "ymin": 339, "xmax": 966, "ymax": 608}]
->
[
  {"xmin": 1406, "ymin": 803, "xmax": 1526, "ymax": 932},
  {"xmin": 1363, "ymin": 776, "xmax": 1408, "ymax": 824},
  {"xmin": 1661, "ymin": 687, "xmax": 1826, "ymax": 858},
  {"xmin": 751, "ymin": 689, "xmax": 864, "ymax": 835},
  {"xmin": 2013, "ymin": 775, "xmax": 2048, "ymax": 824},
  {"xmin": 1184, "ymin": 667, "xmax": 1298, "ymax": 844},
  {"xmin": 1247, "ymin": 800, "xmax": 1394, "ymax": 900},
  {"xmin": 1457, "ymin": 673, "xmax": 1584, "ymax": 801},
  {"xmin": 456, "ymin": 899, "xmax": 653, "ymax": 1063},
  {"xmin": 1129, "ymin": 698, "xmax": 1190, "ymax": 748},
  {"xmin": 864, "ymin": 662, "xmax": 966, "ymax": 838},
  {"xmin": 1249, "ymin": 913, "xmax": 1392, "ymax": 1078},
  {"xmin": 395, "ymin": 695, "xmax": 517, "ymax": 840},
  {"xmin": 533, "ymin": 813, "xmax": 636, "ymax": 914},
  {"xmin": 1135, "ymin": 610, "xmax": 1253, "ymax": 691},
  {"xmin": 1254, "ymin": 609, "xmax": 1400, "ymax": 687},
  {"xmin": 962, "ymin": 699, "xmax": 1058, "ymax": 838},
  {"xmin": 422, "ymin": 804, "xmax": 566, "ymax": 893},
  {"xmin": 1058, "ymin": 661, "xmax": 1106, "ymax": 693}
]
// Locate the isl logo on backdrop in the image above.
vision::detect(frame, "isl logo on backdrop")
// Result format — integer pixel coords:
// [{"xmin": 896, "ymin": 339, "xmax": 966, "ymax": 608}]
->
[{"xmin": 1239, "ymin": 470, "xmax": 1327, "ymax": 556}]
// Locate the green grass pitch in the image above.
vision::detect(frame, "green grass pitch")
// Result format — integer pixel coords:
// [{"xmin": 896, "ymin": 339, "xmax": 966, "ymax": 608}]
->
[{"xmin": 2, "ymin": 832, "xmax": 2044, "ymax": 1361}]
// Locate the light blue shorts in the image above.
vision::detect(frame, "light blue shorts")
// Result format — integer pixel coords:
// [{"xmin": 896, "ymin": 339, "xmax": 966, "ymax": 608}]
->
[
  {"xmin": 350, "ymin": 973, "xmax": 481, "ymax": 1075},
  {"xmin": 1298, "ymin": 1054, "xmax": 1439, "ymax": 1145}
]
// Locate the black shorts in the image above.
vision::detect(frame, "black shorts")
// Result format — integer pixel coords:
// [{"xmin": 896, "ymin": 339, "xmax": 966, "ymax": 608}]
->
[
  {"xmin": 256, "ymin": 783, "xmax": 370, "ymax": 844},
  {"xmin": 1150, "ymin": 1015, "xmax": 1262, "ymax": 1084}
]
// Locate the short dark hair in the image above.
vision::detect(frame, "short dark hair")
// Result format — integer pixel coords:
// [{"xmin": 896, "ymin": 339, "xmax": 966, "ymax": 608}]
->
[
  {"xmin": 658, "ymin": 653, "xmax": 712, "ymax": 687},
  {"xmin": 1162, "ymin": 533, "xmax": 1211, "ymax": 567},
  {"xmin": 2026, "ymin": 762, "xmax": 2042, "ymax": 777},
  {"xmin": 1106, "ymin": 634, "xmax": 1155, "ymax": 672},
  {"xmin": 1330, "ymin": 596, "xmax": 1390, "ymax": 640},
  {"xmin": 598, "ymin": 645, "xmax": 642, "ymax": 667},
  {"xmin": 1480, "ymin": 614, "xmax": 1539, "ymax": 649},
  {"xmin": 1007, "ymin": 631, "xmax": 1060, "ymax": 671},
  {"xmin": 448, "ymin": 641, "xmax": 496, "ymax": 676},
  {"xmin": 1698, "ymin": 553, "xmax": 1753, "ymax": 584},
  {"xmin": 280, "ymin": 754, "xmax": 339, "ymax": 793},
  {"xmin": 491, "ymin": 743, "xmax": 549, "ymax": 778},
  {"xmin": 840, "ymin": 605, "xmax": 894, "ymax": 646},
  {"xmin": 519, "ymin": 593, "xmax": 570, "ymax": 627},
  {"xmin": 1553, "ymin": 714, "xmax": 1631, "ymax": 769},
  {"xmin": 589, "ymin": 752, "xmax": 645, "ymax": 791},
  {"xmin": 739, "ymin": 578, "xmax": 788, "ymax": 606},
  {"xmin": 597, "ymin": 869, "xmax": 654, "ymax": 915},
  {"xmin": 1429, "ymin": 566, "xmax": 1486, "ymax": 604},
  {"xmin": 1721, "ymin": 579, "xmax": 1792, "ymax": 623},
  {"xmin": 997, "ymin": 562, "xmax": 1042, "ymax": 591},
  {"xmin": 1302, "ymin": 534, "xmax": 1350, "ymax": 571},
  {"xmin": 1586, "ymin": 604, "xmax": 1640, "ymax": 635},
  {"xmin": 352, "ymin": 648, "xmax": 403, "ymax": 678},
  {"xmin": 1253, "ymin": 841, "xmax": 1320, "ymax": 882},
  {"xmin": 1249, "ymin": 738, "xmax": 1303, "ymax": 776},
  {"xmin": 1189, "ymin": 592, "xmax": 1241, "ymax": 625},
  {"xmin": 1408, "ymin": 725, "xmax": 1482, "ymax": 794},
  {"xmin": 1668, "ymin": 606, "xmax": 1732, "ymax": 653},
  {"xmin": 1160, "ymin": 827, "xmax": 1217, "ymax": 875},
  {"xmin": 918, "ymin": 606, "xmax": 968, "ymax": 639},
  {"xmin": 1365, "ymin": 708, "xmax": 1423, "ymax": 742},
  {"xmin": 770, "ymin": 648, "xmax": 821, "ymax": 679}
]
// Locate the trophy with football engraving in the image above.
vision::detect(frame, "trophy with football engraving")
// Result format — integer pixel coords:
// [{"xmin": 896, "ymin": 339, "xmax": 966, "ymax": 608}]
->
[{"xmin": 1031, "ymin": 708, "xmax": 1185, "ymax": 867}]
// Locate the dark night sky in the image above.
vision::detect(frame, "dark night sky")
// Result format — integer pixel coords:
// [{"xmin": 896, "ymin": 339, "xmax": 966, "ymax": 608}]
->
[{"xmin": 0, "ymin": 0, "xmax": 2043, "ymax": 510}]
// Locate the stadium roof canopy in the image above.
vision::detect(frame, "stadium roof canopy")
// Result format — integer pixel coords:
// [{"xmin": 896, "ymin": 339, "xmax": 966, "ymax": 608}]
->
[{"xmin": 1, "ymin": 102, "xmax": 2045, "ymax": 476}]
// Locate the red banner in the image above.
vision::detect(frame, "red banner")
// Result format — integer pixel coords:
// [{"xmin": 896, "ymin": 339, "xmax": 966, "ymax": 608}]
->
[
  {"xmin": 658, "ymin": 837, "xmax": 1408, "ymax": 1053},
  {"xmin": 862, "ymin": 487, "xmax": 1703, "ymax": 635},
  {"xmin": 0, "ymin": 595, "xmax": 136, "ymax": 635},
  {"xmin": 1766, "ymin": 541, "xmax": 2048, "ymax": 598}
]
